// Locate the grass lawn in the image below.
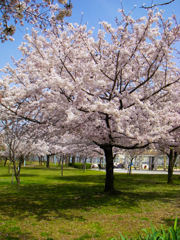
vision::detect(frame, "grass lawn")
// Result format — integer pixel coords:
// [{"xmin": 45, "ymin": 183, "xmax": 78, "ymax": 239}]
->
[{"xmin": 0, "ymin": 163, "xmax": 179, "ymax": 240}]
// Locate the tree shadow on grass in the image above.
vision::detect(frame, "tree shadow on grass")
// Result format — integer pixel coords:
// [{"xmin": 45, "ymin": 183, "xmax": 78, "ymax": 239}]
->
[
  {"xmin": 162, "ymin": 217, "xmax": 180, "ymax": 227},
  {"xmin": 0, "ymin": 230, "xmax": 35, "ymax": 240},
  {"xmin": 0, "ymin": 174, "xmax": 39, "ymax": 178},
  {"xmin": 0, "ymin": 173, "xmax": 179, "ymax": 223}
]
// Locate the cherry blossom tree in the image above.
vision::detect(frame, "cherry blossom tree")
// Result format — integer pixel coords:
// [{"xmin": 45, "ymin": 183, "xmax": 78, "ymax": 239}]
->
[
  {"xmin": 154, "ymin": 127, "xmax": 180, "ymax": 184},
  {"xmin": 0, "ymin": 119, "xmax": 50, "ymax": 185},
  {"xmin": 0, "ymin": 0, "xmax": 72, "ymax": 42},
  {"xmin": 121, "ymin": 148, "xmax": 150, "ymax": 174},
  {"xmin": 46, "ymin": 133, "xmax": 103, "ymax": 174},
  {"xmin": 0, "ymin": 10, "xmax": 180, "ymax": 193},
  {"xmin": 151, "ymin": 76, "xmax": 180, "ymax": 183}
]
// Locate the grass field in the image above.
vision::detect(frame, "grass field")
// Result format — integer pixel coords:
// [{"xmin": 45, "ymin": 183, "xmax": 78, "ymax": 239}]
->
[{"xmin": 0, "ymin": 163, "xmax": 179, "ymax": 240}]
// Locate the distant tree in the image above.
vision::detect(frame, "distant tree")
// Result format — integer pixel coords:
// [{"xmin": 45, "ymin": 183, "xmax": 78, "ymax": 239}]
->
[
  {"xmin": 122, "ymin": 148, "xmax": 148, "ymax": 174},
  {"xmin": 0, "ymin": 120, "xmax": 50, "ymax": 185},
  {"xmin": 155, "ymin": 126, "xmax": 180, "ymax": 184}
]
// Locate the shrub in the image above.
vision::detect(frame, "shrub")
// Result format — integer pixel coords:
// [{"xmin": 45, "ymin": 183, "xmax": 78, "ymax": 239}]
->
[{"xmin": 68, "ymin": 163, "xmax": 91, "ymax": 169}]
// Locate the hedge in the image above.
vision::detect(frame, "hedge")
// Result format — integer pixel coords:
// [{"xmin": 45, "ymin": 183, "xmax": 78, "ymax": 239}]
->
[{"xmin": 68, "ymin": 162, "xmax": 92, "ymax": 169}]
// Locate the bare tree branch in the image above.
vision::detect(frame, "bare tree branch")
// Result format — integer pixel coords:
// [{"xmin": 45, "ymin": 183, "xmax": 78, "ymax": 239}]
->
[{"xmin": 141, "ymin": 0, "xmax": 175, "ymax": 9}]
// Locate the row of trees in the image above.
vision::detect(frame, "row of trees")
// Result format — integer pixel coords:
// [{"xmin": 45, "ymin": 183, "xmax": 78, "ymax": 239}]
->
[
  {"xmin": 0, "ymin": 8, "xmax": 179, "ymax": 192},
  {"xmin": 0, "ymin": 119, "xmax": 50, "ymax": 184}
]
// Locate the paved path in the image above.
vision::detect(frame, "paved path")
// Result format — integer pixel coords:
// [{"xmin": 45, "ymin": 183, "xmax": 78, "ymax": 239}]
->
[
  {"xmin": 95, "ymin": 168, "xmax": 180, "ymax": 175},
  {"xmin": 115, "ymin": 169, "xmax": 180, "ymax": 174}
]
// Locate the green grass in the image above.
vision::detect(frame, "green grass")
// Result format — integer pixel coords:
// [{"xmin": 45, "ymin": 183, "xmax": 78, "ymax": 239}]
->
[{"xmin": 0, "ymin": 163, "xmax": 179, "ymax": 240}]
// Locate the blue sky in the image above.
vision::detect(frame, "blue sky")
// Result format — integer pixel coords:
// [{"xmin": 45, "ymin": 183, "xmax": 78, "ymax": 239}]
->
[{"xmin": 0, "ymin": 0, "xmax": 180, "ymax": 70}]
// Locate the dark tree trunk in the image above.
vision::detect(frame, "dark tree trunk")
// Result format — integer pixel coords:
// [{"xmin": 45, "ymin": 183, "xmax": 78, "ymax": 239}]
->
[
  {"xmin": 39, "ymin": 156, "xmax": 44, "ymax": 165},
  {"xmin": 72, "ymin": 156, "xmax": 75, "ymax": 164},
  {"xmin": 149, "ymin": 157, "xmax": 154, "ymax": 170},
  {"xmin": 39, "ymin": 156, "xmax": 42, "ymax": 165},
  {"xmin": 46, "ymin": 155, "xmax": 50, "ymax": 168},
  {"xmin": 12, "ymin": 155, "xmax": 24, "ymax": 186},
  {"xmin": 102, "ymin": 145, "xmax": 115, "ymax": 194},
  {"xmin": 18, "ymin": 155, "xmax": 24, "ymax": 172},
  {"xmin": 167, "ymin": 149, "xmax": 177, "ymax": 184},
  {"xmin": 152, "ymin": 157, "xmax": 154, "ymax": 170},
  {"xmin": 4, "ymin": 157, "xmax": 8, "ymax": 166}
]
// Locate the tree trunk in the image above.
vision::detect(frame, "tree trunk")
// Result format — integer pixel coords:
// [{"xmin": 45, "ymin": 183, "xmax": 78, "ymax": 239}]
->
[
  {"xmin": 167, "ymin": 149, "xmax": 177, "ymax": 184},
  {"xmin": 72, "ymin": 156, "xmax": 75, "ymax": 164},
  {"xmin": 152, "ymin": 157, "xmax": 154, "ymax": 170},
  {"xmin": 149, "ymin": 157, "xmax": 151, "ymax": 170},
  {"xmin": 83, "ymin": 158, "xmax": 87, "ymax": 172},
  {"xmin": 46, "ymin": 155, "xmax": 50, "ymax": 168},
  {"xmin": 139, "ymin": 157, "xmax": 142, "ymax": 170},
  {"xmin": 65, "ymin": 155, "xmax": 69, "ymax": 165},
  {"xmin": 61, "ymin": 156, "xmax": 64, "ymax": 177},
  {"xmin": 79, "ymin": 155, "xmax": 82, "ymax": 163},
  {"xmin": 102, "ymin": 145, "xmax": 116, "ymax": 194},
  {"xmin": 18, "ymin": 155, "xmax": 23, "ymax": 173},
  {"xmin": 4, "ymin": 157, "xmax": 8, "ymax": 166},
  {"xmin": 39, "ymin": 156, "xmax": 42, "ymax": 165},
  {"xmin": 16, "ymin": 155, "xmax": 24, "ymax": 185},
  {"xmin": 163, "ymin": 156, "xmax": 167, "ymax": 171},
  {"xmin": 12, "ymin": 159, "xmax": 21, "ymax": 186}
]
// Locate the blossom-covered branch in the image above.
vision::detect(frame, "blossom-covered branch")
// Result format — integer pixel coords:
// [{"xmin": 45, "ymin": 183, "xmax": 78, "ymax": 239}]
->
[{"xmin": 0, "ymin": 0, "xmax": 73, "ymax": 42}]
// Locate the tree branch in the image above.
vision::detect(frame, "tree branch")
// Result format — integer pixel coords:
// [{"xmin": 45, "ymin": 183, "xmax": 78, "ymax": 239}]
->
[
  {"xmin": 0, "ymin": 102, "xmax": 46, "ymax": 124},
  {"xmin": 141, "ymin": 0, "xmax": 175, "ymax": 9},
  {"xmin": 113, "ymin": 142, "xmax": 149, "ymax": 150}
]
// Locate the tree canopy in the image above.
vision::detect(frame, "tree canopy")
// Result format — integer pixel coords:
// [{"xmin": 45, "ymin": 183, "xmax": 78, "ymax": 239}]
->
[{"xmin": 0, "ymin": 9, "xmax": 179, "ymax": 192}]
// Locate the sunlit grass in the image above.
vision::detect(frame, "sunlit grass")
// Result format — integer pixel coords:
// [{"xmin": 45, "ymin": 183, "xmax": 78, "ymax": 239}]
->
[{"xmin": 0, "ymin": 164, "xmax": 179, "ymax": 240}]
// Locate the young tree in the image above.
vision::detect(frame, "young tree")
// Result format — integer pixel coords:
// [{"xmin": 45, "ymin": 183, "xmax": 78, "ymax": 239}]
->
[
  {"xmin": 121, "ymin": 148, "xmax": 149, "ymax": 174},
  {"xmin": 0, "ymin": 119, "xmax": 50, "ymax": 185},
  {"xmin": 0, "ymin": 10, "xmax": 180, "ymax": 193}
]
